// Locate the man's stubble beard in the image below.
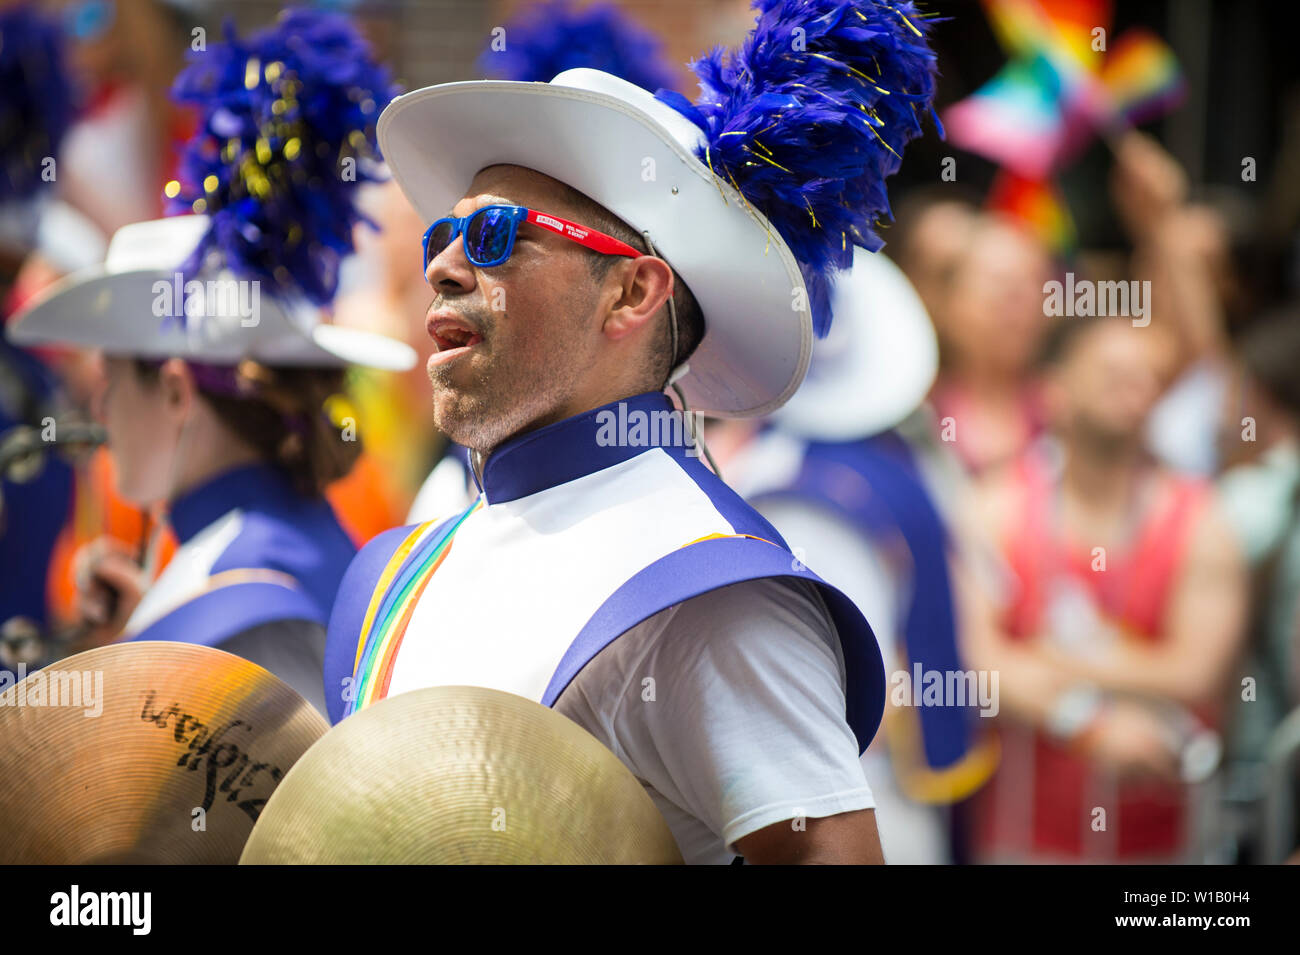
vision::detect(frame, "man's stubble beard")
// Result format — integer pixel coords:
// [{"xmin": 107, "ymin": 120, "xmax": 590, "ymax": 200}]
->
[
  {"xmin": 1067, "ymin": 411, "xmax": 1144, "ymax": 463},
  {"xmin": 428, "ymin": 306, "xmax": 583, "ymax": 456}
]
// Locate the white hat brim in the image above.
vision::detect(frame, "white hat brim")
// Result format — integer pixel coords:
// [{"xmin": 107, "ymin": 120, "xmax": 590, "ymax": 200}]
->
[
  {"xmin": 774, "ymin": 249, "xmax": 938, "ymax": 441},
  {"xmin": 8, "ymin": 265, "xmax": 416, "ymax": 372},
  {"xmin": 377, "ymin": 72, "xmax": 811, "ymax": 418}
]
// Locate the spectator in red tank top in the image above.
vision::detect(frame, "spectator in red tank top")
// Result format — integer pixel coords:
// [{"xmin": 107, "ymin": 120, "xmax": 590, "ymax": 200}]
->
[{"xmin": 966, "ymin": 312, "xmax": 1248, "ymax": 862}]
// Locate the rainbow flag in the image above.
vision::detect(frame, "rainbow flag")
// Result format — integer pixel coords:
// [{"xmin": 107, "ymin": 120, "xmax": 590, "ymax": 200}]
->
[
  {"xmin": 987, "ymin": 168, "xmax": 1076, "ymax": 259},
  {"xmin": 982, "ymin": 0, "xmax": 1112, "ymax": 106},
  {"xmin": 944, "ymin": 0, "xmax": 1184, "ymax": 178},
  {"xmin": 944, "ymin": 0, "xmax": 1114, "ymax": 177},
  {"xmin": 1101, "ymin": 28, "xmax": 1186, "ymax": 125},
  {"xmin": 984, "ymin": 0, "xmax": 1112, "ymax": 65},
  {"xmin": 943, "ymin": 53, "xmax": 1088, "ymax": 179}
]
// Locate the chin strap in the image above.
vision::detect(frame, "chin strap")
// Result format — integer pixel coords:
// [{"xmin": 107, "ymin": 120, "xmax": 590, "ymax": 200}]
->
[
  {"xmin": 670, "ymin": 378, "xmax": 722, "ymax": 480},
  {"xmin": 639, "ymin": 228, "xmax": 721, "ymax": 480}
]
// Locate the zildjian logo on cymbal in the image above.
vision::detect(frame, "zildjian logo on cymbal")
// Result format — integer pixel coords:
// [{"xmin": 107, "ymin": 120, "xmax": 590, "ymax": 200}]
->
[{"xmin": 139, "ymin": 690, "xmax": 285, "ymax": 821}]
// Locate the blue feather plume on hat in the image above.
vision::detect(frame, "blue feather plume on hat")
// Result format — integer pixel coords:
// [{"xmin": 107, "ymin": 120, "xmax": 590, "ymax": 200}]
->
[
  {"xmin": 167, "ymin": 7, "xmax": 399, "ymax": 306},
  {"xmin": 657, "ymin": 0, "xmax": 942, "ymax": 337},
  {"xmin": 0, "ymin": 4, "xmax": 74, "ymax": 205},
  {"xmin": 479, "ymin": 0, "xmax": 676, "ymax": 91}
]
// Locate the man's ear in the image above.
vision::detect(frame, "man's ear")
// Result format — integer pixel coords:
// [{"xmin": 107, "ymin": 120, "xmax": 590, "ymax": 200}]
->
[
  {"xmin": 601, "ymin": 256, "xmax": 674, "ymax": 344},
  {"xmin": 156, "ymin": 357, "xmax": 197, "ymax": 422}
]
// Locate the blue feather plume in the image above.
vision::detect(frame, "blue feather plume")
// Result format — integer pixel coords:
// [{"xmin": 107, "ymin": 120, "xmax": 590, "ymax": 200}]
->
[
  {"xmin": 0, "ymin": 4, "xmax": 74, "ymax": 205},
  {"xmin": 167, "ymin": 8, "xmax": 399, "ymax": 306},
  {"xmin": 480, "ymin": 0, "xmax": 676, "ymax": 92},
  {"xmin": 657, "ymin": 0, "xmax": 941, "ymax": 336}
]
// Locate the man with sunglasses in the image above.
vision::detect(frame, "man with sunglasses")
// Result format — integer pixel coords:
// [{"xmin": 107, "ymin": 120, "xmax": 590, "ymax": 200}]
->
[{"xmin": 324, "ymin": 2, "xmax": 939, "ymax": 863}]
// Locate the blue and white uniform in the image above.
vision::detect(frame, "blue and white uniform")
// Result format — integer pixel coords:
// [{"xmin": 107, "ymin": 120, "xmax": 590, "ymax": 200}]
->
[
  {"xmin": 126, "ymin": 463, "xmax": 356, "ymax": 714},
  {"xmin": 325, "ymin": 391, "xmax": 887, "ymax": 863},
  {"xmin": 347, "ymin": 0, "xmax": 943, "ymax": 861}
]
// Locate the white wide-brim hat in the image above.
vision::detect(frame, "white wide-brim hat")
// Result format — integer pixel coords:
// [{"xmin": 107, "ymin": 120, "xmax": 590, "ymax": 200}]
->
[
  {"xmin": 8, "ymin": 215, "xmax": 416, "ymax": 372},
  {"xmin": 774, "ymin": 247, "xmax": 938, "ymax": 441},
  {"xmin": 377, "ymin": 68, "xmax": 811, "ymax": 419}
]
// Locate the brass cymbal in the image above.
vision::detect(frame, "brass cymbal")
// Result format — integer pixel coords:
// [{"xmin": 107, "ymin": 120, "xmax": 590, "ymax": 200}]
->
[
  {"xmin": 241, "ymin": 685, "xmax": 684, "ymax": 864},
  {"xmin": 0, "ymin": 642, "xmax": 329, "ymax": 863}
]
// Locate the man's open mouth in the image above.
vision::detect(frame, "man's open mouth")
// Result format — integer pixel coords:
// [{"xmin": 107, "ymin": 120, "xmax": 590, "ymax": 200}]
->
[{"xmin": 429, "ymin": 317, "xmax": 484, "ymax": 353}]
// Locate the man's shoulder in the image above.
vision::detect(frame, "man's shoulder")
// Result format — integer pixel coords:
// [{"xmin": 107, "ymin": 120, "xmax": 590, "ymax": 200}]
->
[
  {"xmin": 609, "ymin": 575, "xmax": 839, "ymax": 679},
  {"xmin": 682, "ymin": 576, "xmax": 835, "ymax": 646},
  {"xmin": 674, "ymin": 575, "xmax": 830, "ymax": 625},
  {"xmin": 648, "ymin": 447, "xmax": 792, "ymax": 550},
  {"xmin": 345, "ymin": 514, "xmax": 471, "ymax": 578},
  {"xmin": 356, "ymin": 521, "xmax": 422, "ymax": 561},
  {"xmin": 566, "ymin": 576, "xmax": 845, "ymax": 735}
]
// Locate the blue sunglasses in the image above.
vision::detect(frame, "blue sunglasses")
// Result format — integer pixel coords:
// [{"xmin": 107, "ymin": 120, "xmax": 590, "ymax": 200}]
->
[{"xmin": 421, "ymin": 204, "xmax": 640, "ymax": 278}]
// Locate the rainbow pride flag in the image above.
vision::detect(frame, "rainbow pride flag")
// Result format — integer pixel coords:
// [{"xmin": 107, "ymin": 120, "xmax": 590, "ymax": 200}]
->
[
  {"xmin": 945, "ymin": 0, "xmax": 1184, "ymax": 174},
  {"xmin": 1101, "ymin": 28, "xmax": 1186, "ymax": 124},
  {"xmin": 943, "ymin": 53, "xmax": 1088, "ymax": 179},
  {"xmin": 984, "ymin": 0, "xmax": 1113, "ymax": 62},
  {"xmin": 987, "ymin": 169, "xmax": 1076, "ymax": 258}
]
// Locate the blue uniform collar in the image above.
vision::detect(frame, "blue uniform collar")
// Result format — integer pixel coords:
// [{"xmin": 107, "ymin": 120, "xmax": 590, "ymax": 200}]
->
[
  {"xmin": 168, "ymin": 463, "xmax": 298, "ymax": 544},
  {"xmin": 474, "ymin": 391, "xmax": 694, "ymax": 504}
]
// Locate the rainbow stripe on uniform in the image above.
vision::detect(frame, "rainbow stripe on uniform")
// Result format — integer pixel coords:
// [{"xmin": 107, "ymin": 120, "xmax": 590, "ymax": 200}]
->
[{"xmin": 345, "ymin": 497, "xmax": 485, "ymax": 716}]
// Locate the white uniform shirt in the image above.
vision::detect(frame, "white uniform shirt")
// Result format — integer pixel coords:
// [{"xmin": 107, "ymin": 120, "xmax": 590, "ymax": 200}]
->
[
  {"xmin": 557, "ymin": 576, "xmax": 875, "ymax": 864},
  {"xmin": 384, "ymin": 431, "xmax": 878, "ymax": 863}
]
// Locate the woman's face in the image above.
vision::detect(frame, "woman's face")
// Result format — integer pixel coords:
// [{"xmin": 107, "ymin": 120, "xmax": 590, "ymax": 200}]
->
[{"xmin": 94, "ymin": 355, "xmax": 180, "ymax": 504}]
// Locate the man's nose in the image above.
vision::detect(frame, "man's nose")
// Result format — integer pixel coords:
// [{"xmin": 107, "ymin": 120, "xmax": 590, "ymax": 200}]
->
[{"xmin": 426, "ymin": 236, "xmax": 476, "ymax": 292}]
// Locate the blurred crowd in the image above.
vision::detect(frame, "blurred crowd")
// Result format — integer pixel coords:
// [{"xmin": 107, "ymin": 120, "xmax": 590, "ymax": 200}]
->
[
  {"xmin": 890, "ymin": 125, "xmax": 1300, "ymax": 864},
  {"xmin": 2, "ymin": 0, "xmax": 1299, "ymax": 864}
]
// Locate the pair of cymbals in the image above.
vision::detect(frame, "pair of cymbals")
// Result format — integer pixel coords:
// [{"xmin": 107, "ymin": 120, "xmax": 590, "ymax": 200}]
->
[{"xmin": 0, "ymin": 643, "xmax": 681, "ymax": 864}]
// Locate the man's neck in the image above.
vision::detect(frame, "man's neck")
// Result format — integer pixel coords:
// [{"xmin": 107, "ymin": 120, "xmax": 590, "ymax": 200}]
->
[
  {"xmin": 476, "ymin": 383, "xmax": 658, "ymax": 460},
  {"xmin": 1058, "ymin": 431, "xmax": 1148, "ymax": 511},
  {"xmin": 469, "ymin": 386, "xmax": 662, "ymax": 487}
]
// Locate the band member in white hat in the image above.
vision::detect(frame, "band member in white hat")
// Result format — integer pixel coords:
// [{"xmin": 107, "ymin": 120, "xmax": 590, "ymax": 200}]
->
[
  {"xmin": 326, "ymin": 0, "xmax": 941, "ymax": 862},
  {"xmin": 8, "ymin": 9, "xmax": 414, "ymax": 713},
  {"xmin": 406, "ymin": 0, "xmax": 678, "ymax": 524}
]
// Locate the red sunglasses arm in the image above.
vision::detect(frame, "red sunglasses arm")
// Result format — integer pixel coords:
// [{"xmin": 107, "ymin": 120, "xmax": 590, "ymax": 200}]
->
[{"xmin": 524, "ymin": 209, "xmax": 641, "ymax": 258}]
